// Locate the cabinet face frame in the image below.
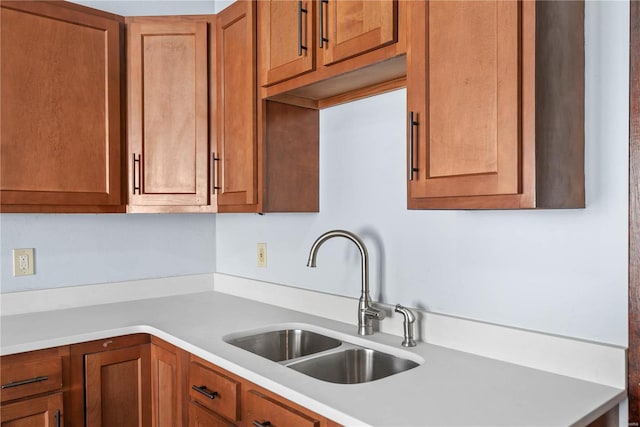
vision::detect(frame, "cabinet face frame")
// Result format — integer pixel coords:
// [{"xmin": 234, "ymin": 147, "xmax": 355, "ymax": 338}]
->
[{"xmin": 0, "ymin": 1, "xmax": 123, "ymax": 212}]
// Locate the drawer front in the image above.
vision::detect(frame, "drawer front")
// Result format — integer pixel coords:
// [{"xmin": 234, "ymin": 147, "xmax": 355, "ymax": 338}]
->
[
  {"xmin": 188, "ymin": 402, "xmax": 236, "ymax": 427},
  {"xmin": 189, "ymin": 362, "xmax": 239, "ymax": 422},
  {"xmin": 0, "ymin": 391, "xmax": 63, "ymax": 425},
  {"xmin": 1, "ymin": 356, "xmax": 62, "ymax": 402},
  {"xmin": 245, "ymin": 390, "xmax": 319, "ymax": 427}
]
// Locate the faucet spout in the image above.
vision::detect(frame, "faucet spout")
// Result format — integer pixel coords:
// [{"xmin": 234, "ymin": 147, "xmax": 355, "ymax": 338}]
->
[{"xmin": 306, "ymin": 230, "xmax": 385, "ymax": 335}]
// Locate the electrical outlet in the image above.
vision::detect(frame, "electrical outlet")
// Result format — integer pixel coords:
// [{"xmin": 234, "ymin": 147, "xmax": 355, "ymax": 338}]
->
[
  {"xmin": 13, "ymin": 248, "xmax": 35, "ymax": 276},
  {"xmin": 257, "ymin": 243, "xmax": 267, "ymax": 268}
]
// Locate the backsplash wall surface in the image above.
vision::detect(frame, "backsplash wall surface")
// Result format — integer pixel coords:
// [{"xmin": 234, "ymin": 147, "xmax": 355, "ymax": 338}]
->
[
  {"xmin": 0, "ymin": 214, "xmax": 216, "ymax": 293},
  {"xmin": 215, "ymin": 1, "xmax": 630, "ymax": 346}
]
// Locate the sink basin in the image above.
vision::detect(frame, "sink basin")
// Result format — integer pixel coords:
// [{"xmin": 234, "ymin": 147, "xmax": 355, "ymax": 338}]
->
[
  {"xmin": 225, "ymin": 329, "xmax": 342, "ymax": 362},
  {"xmin": 287, "ymin": 348, "xmax": 419, "ymax": 384}
]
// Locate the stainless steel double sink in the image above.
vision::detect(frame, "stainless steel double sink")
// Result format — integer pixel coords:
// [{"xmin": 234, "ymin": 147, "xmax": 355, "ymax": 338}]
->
[{"xmin": 224, "ymin": 328, "xmax": 420, "ymax": 384}]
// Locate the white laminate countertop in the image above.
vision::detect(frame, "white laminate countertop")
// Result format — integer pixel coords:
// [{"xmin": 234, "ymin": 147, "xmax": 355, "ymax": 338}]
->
[{"xmin": 0, "ymin": 290, "xmax": 625, "ymax": 427}]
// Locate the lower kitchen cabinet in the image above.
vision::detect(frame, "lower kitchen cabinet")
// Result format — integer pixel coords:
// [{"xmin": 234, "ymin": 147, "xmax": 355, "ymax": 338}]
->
[
  {"xmin": 0, "ymin": 346, "xmax": 67, "ymax": 427},
  {"xmin": 188, "ymin": 403, "xmax": 235, "ymax": 427},
  {"xmin": 151, "ymin": 338, "xmax": 189, "ymax": 427},
  {"xmin": 188, "ymin": 356, "xmax": 241, "ymax": 425},
  {"xmin": 69, "ymin": 334, "xmax": 151, "ymax": 427},
  {"xmin": 2, "ymin": 335, "xmax": 343, "ymax": 427},
  {"xmin": 245, "ymin": 390, "xmax": 320, "ymax": 427},
  {"xmin": 1, "ymin": 392, "xmax": 63, "ymax": 426}
]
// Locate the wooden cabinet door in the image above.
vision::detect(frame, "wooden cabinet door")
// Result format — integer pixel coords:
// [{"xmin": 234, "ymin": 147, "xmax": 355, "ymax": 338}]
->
[
  {"xmin": 407, "ymin": 1, "xmax": 520, "ymax": 203},
  {"xmin": 188, "ymin": 403, "xmax": 234, "ymax": 427},
  {"xmin": 151, "ymin": 341, "xmax": 187, "ymax": 427},
  {"xmin": 259, "ymin": 0, "xmax": 315, "ymax": 86},
  {"xmin": 215, "ymin": 1, "xmax": 258, "ymax": 210},
  {"xmin": 1, "ymin": 392, "xmax": 63, "ymax": 427},
  {"xmin": 85, "ymin": 344, "xmax": 151, "ymax": 427},
  {"xmin": 128, "ymin": 21, "xmax": 210, "ymax": 207},
  {"xmin": 320, "ymin": 0, "xmax": 397, "ymax": 66},
  {"xmin": 245, "ymin": 390, "xmax": 319, "ymax": 427},
  {"xmin": 0, "ymin": 1, "xmax": 122, "ymax": 212}
]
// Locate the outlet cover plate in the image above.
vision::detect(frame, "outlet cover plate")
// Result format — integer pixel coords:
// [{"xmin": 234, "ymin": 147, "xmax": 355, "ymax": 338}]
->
[{"xmin": 13, "ymin": 248, "xmax": 35, "ymax": 276}]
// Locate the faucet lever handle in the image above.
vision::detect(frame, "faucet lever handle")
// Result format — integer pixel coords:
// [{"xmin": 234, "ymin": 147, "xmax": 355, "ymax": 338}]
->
[{"xmin": 364, "ymin": 306, "xmax": 386, "ymax": 321}]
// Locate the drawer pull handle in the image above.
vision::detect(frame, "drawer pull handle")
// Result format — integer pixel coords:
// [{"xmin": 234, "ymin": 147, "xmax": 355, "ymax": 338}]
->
[
  {"xmin": 1, "ymin": 375, "xmax": 48, "ymax": 389},
  {"xmin": 253, "ymin": 421, "xmax": 271, "ymax": 427},
  {"xmin": 55, "ymin": 409, "xmax": 61, "ymax": 427},
  {"xmin": 191, "ymin": 384, "xmax": 218, "ymax": 400}
]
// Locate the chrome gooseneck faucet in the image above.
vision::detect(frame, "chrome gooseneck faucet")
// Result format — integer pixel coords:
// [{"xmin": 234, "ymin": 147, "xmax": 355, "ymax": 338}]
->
[{"xmin": 306, "ymin": 230, "xmax": 385, "ymax": 335}]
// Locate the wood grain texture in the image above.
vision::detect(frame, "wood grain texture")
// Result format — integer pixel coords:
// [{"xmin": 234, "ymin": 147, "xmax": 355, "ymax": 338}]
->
[
  {"xmin": 534, "ymin": 0, "xmax": 585, "ymax": 208},
  {"xmin": 68, "ymin": 334, "xmax": 150, "ymax": 426},
  {"xmin": 245, "ymin": 390, "xmax": 319, "ymax": 427},
  {"xmin": 262, "ymin": 101, "xmax": 319, "ymax": 212},
  {"xmin": 127, "ymin": 19, "xmax": 210, "ymax": 207},
  {"xmin": 188, "ymin": 361, "xmax": 240, "ymax": 423},
  {"xmin": 188, "ymin": 402, "xmax": 234, "ymax": 427},
  {"xmin": 259, "ymin": 0, "xmax": 316, "ymax": 86},
  {"xmin": 0, "ymin": 392, "xmax": 63, "ymax": 426},
  {"xmin": 407, "ymin": 0, "xmax": 585, "ymax": 209},
  {"xmin": 85, "ymin": 344, "xmax": 151, "ymax": 427},
  {"xmin": 408, "ymin": 0, "xmax": 519, "ymax": 199},
  {"xmin": 629, "ymin": 0, "xmax": 640, "ymax": 423},
  {"xmin": 216, "ymin": 0, "xmax": 258, "ymax": 210},
  {"xmin": 0, "ymin": 1, "xmax": 123, "ymax": 211},
  {"xmin": 322, "ymin": 0, "xmax": 396, "ymax": 66},
  {"xmin": 151, "ymin": 340, "xmax": 187, "ymax": 427},
  {"xmin": 261, "ymin": 0, "xmax": 406, "ymax": 102}
]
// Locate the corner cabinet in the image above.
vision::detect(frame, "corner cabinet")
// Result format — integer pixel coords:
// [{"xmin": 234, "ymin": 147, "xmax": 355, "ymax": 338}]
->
[
  {"xmin": 127, "ymin": 1, "xmax": 258, "ymax": 213},
  {"xmin": 69, "ymin": 334, "xmax": 151, "ymax": 426},
  {"xmin": 127, "ymin": 19, "xmax": 211, "ymax": 210},
  {"xmin": 215, "ymin": 1, "xmax": 259, "ymax": 212},
  {"xmin": 406, "ymin": 1, "xmax": 585, "ymax": 209},
  {"xmin": 0, "ymin": 1, "xmax": 124, "ymax": 213}
]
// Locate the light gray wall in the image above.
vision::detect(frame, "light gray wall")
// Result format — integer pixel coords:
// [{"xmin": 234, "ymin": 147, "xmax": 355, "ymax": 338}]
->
[
  {"xmin": 215, "ymin": 1, "xmax": 630, "ymax": 346},
  {"xmin": 0, "ymin": 214, "xmax": 216, "ymax": 292}
]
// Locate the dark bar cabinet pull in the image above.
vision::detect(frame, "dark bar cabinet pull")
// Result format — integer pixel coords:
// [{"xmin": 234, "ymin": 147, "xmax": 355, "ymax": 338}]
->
[
  {"xmin": 191, "ymin": 384, "xmax": 218, "ymax": 400},
  {"xmin": 298, "ymin": 1, "xmax": 308, "ymax": 56}
]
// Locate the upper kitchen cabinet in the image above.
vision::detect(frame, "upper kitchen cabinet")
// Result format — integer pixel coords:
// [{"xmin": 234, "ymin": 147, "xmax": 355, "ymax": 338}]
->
[
  {"xmin": 127, "ymin": 17, "xmax": 213, "ymax": 212},
  {"xmin": 259, "ymin": 0, "xmax": 406, "ymax": 108},
  {"xmin": 406, "ymin": 1, "xmax": 585, "ymax": 209},
  {"xmin": 127, "ymin": 2, "xmax": 258, "ymax": 213},
  {"xmin": 0, "ymin": 1, "xmax": 124, "ymax": 213},
  {"xmin": 215, "ymin": 0, "xmax": 259, "ymax": 212}
]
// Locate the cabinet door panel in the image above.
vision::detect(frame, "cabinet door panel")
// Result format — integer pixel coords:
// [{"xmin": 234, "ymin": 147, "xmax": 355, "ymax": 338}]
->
[
  {"xmin": 0, "ymin": 2, "xmax": 121, "ymax": 209},
  {"xmin": 188, "ymin": 403, "xmax": 233, "ymax": 427},
  {"xmin": 0, "ymin": 392, "xmax": 63, "ymax": 427},
  {"xmin": 259, "ymin": 0, "xmax": 315, "ymax": 86},
  {"xmin": 322, "ymin": 0, "xmax": 397, "ymax": 66},
  {"xmin": 85, "ymin": 345, "xmax": 151, "ymax": 427},
  {"xmin": 408, "ymin": 0, "xmax": 519, "ymax": 199},
  {"xmin": 216, "ymin": 1, "xmax": 257, "ymax": 208},
  {"xmin": 151, "ymin": 342, "xmax": 186, "ymax": 427},
  {"xmin": 128, "ymin": 21, "xmax": 209, "ymax": 206},
  {"xmin": 245, "ymin": 390, "xmax": 319, "ymax": 427}
]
